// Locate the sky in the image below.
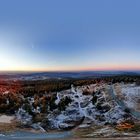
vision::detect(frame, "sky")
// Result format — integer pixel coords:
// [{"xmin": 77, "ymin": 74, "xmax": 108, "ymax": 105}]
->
[{"xmin": 0, "ymin": 0, "xmax": 140, "ymax": 71}]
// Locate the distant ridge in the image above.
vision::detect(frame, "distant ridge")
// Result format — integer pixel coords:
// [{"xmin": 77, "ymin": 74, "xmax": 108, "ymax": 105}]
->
[{"xmin": 0, "ymin": 71, "xmax": 140, "ymax": 81}]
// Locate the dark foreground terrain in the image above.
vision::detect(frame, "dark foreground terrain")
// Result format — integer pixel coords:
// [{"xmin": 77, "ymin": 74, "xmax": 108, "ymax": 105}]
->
[{"xmin": 0, "ymin": 72, "xmax": 140, "ymax": 139}]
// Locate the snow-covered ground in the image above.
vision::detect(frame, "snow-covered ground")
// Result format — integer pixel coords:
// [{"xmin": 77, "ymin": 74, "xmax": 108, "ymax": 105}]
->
[
  {"xmin": 119, "ymin": 84, "xmax": 140, "ymax": 111},
  {"xmin": 15, "ymin": 84, "xmax": 131, "ymax": 131},
  {"xmin": 1, "ymin": 83, "xmax": 140, "ymax": 138}
]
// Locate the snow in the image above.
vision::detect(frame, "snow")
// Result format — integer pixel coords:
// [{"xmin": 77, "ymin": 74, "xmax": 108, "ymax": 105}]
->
[
  {"xmin": 55, "ymin": 92, "xmax": 61, "ymax": 105},
  {"xmin": 16, "ymin": 108, "xmax": 32, "ymax": 125},
  {"xmin": 121, "ymin": 84, "xmax": 140, "ymax": 110},
  {"xmin": 46, "ymin": 84, "xmax": 128, "ymax": 129},
  {"xmin": 0, "ymin": 115, "xmax": 14, "ymax": 123},
  {"xmin": 15, "ymin": 83, "xmax": 132, "ymax": 130}
]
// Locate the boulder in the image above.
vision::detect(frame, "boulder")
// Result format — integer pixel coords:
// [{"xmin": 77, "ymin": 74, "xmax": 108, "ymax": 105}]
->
[{"xmin": 59, "ymin": 116, "xmax": 85, "ymax": 130}]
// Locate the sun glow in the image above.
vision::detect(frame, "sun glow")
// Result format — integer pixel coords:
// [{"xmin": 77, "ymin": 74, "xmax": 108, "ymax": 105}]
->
[
  {"xmin": 0, "ymin": 39, "xmax": 140, "ymax": 72},
  {"xmin": 0, "ymin": 52, "xmax": 140, "ymax": 72},
  {"xmin": 0, "ymin": 48, "xmax": 29, "ymax": 71}
]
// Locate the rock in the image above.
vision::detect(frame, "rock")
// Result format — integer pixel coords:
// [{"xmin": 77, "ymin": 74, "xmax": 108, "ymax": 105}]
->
[
  {"xmin": 59, "ymin": 123, "xmax": 75, "ymax": 130},
  {"xmin": 64, "ymin": 109, "xmax": 79, "ymax": 116},
  {"xmin": 59, "ymin": 116, "xmax": 85, "ymax": 130},
  {"xmin": 100, "ymin": 104, "xmax": 111, "ymax": 113},
  {"xmin": 82, "ymin": 117, "xmax": 93, "ymax": 125},
  {"xmin": 74, "ymin": 95, "xmax": 79, "ymax": 98},
  {"xmin": 16, "ymin": 108, "xmax": 32, "ymax": 126},
  {"xmin": 80, "ymin": 101, "xmax": 89, "ymax": 108}
]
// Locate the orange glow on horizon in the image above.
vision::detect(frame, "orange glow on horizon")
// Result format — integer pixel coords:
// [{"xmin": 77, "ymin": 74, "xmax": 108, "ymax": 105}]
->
[{"xmin": 0, "ymin": 64, "xmax": 140, "ymax": 72}]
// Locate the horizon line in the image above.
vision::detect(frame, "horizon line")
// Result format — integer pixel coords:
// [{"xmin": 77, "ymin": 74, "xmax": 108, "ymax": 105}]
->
[{"xmin": 0, "ymin": 69, "xmax": 140, "ymax": 73}]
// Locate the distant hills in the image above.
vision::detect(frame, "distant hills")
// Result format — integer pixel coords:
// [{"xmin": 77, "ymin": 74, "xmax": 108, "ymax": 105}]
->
[{"xmin": 0, "ymin": 71, "xmax": 140, "ymax": 81}]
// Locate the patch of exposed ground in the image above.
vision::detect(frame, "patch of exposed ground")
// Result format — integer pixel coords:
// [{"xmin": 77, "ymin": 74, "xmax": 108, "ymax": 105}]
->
[{"xmin": 0, "ymin": 115, "xmax": 17, "ymax": 132}]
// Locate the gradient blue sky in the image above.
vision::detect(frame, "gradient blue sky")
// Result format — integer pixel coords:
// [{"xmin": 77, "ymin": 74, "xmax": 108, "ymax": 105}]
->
[{"xmin": 0, "ymin": 0, "xmax": 140, "ymax": 71}]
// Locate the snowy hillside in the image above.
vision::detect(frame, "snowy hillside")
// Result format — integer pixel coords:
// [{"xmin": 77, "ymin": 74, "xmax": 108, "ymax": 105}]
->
[{"xmin": 15, "ymin": 84, "xmax": 132, "ymax": 132}]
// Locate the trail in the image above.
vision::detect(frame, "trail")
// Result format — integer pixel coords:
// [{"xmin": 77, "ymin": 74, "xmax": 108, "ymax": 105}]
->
[{"xmin": 109, "ymin": 85, "xmax": 140, "ymax": 120}]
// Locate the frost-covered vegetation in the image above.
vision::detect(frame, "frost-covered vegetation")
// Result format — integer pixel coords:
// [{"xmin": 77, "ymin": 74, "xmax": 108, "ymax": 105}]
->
[{"xmin": 0, "ymin": 75, "xmax": 140, "ymax": 134}]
